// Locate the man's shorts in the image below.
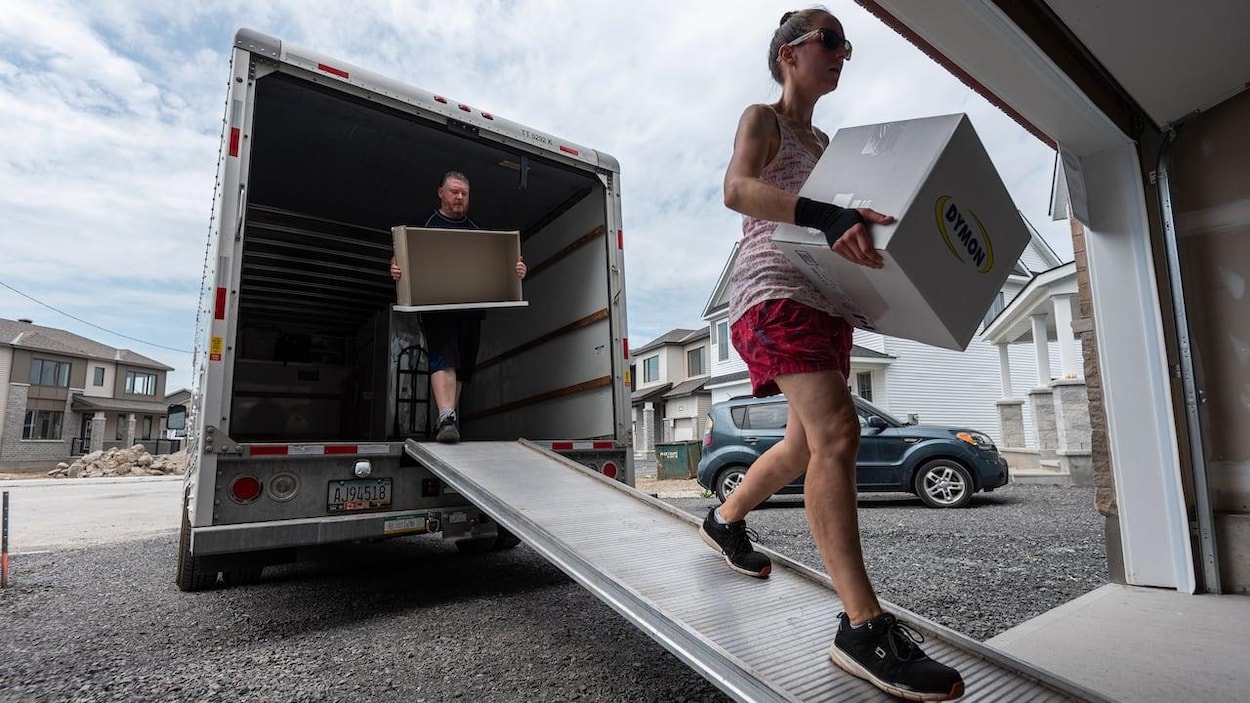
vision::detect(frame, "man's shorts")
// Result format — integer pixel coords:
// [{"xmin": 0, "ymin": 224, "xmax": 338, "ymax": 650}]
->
[
  {"xmin": 421, "ymin": 311, "xmax": 483, "ymax": 383},
  {"xmin": 730, "ymin": 299, "xmax": 853, "ymax": 397}
]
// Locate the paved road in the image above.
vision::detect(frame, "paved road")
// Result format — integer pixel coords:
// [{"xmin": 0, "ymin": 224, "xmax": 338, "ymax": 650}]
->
[{"xmin": 0, "ymin": 476, "xmax": 183, "ymax": 553}]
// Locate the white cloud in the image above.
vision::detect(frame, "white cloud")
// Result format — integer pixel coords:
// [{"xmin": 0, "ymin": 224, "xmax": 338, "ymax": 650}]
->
[{"xmin": 0, "ymin": 0, "xmax": 1074, "ymax": 391}]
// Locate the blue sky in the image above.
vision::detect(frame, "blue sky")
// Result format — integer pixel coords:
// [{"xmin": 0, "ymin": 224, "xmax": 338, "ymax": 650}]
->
[{"xmin": 0, "ymin": 1, "xmax": 1071, "ymax": 392}]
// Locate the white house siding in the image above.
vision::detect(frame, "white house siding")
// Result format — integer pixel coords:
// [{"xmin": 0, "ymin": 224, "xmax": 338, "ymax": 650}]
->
[
  {"xmin": 83, "ymin": 361, "xmax": 116, "ymax": 398},
  {"xmin": 0, "ymin": 347, "xmax": 11, "ymax": 431},
  {"xmin": 1018, "ymin": 245, "xmax": 1053, "ymax": 276},
  {"xmin": 853, "ymin": 330, "xmax": 888, "ymax": 354},
  {"xmin": 709, "ymin": 318, "xmax": 746, "ymax": 378}
]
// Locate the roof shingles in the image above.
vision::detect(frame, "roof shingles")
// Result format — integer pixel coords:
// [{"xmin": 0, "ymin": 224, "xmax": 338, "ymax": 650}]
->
[{"xmin": 0, "ymin": 318, "xmax": 172, "ymax": 370}]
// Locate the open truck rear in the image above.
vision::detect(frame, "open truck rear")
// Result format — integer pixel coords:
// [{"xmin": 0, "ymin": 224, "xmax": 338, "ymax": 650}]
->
[{"xmin": 176, "ymin": 28, "xmax": 632, "ymax": 590}]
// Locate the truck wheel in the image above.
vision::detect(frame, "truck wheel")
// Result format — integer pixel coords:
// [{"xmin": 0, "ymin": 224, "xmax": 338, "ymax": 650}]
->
[{"xmin": 176, "ymin": 493, "xmax": 219, "ymax": 591}]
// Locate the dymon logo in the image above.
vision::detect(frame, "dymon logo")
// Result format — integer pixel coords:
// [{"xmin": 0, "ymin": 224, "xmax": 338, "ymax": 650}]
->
[{"xmin": 935, "ymin": 196, "xmax": 994, "ymax": 273}]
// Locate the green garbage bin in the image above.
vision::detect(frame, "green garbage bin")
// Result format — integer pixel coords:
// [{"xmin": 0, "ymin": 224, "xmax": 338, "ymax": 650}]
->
[{"xmin": 655, "ymin": 440, "xmax": 702, "ymax": 480}]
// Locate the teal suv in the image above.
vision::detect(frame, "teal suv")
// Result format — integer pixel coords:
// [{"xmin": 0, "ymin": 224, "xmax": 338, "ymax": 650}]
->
[{"xmin": 696, "ymin": 394, "xmax": 1010, "ymax": 508}]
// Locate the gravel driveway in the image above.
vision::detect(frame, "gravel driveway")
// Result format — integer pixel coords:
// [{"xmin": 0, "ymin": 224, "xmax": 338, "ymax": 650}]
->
[{"xmin": 0, "ymin": 484, "xmax": 1105, "ymax": 702}]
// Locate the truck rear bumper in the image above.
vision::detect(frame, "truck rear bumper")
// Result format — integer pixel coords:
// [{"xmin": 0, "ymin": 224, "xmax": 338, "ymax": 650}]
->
[{"xmin": 191, "ymin": 505, "xmax": 476, "ymax": 555}]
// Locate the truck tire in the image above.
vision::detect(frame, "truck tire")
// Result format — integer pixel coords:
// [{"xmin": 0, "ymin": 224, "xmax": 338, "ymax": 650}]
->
[{"xmin": 176, "ymin": 493, "xmax": 219, "ymax": 591}]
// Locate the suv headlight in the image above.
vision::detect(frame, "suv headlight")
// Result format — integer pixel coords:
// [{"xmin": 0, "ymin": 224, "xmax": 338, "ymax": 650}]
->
[{"xmin": 956, "ymin": 431, "xmax": 994, "ymax": 448}]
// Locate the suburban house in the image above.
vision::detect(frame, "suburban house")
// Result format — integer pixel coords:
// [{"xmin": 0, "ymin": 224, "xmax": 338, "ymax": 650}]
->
[
  {"xmin": 0, "ymin": 318, "xmax": 176, "ymax": 469},
  {"xmin": 629, "ymin": 328, "xmax": 711, "ymax": 456},
  {"xmin": 701, "ymin": 213, "xmax": 1090, "ymax": 481}
]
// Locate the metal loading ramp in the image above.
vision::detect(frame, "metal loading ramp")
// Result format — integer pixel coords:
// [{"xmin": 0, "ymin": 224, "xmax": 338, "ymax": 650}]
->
[{"xmin": 406, "ymin": 439, "xmax": 1111, "ymax": 703}]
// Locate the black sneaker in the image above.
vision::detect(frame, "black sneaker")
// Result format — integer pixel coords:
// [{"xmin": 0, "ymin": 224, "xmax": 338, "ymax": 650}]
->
[
  {"xmin": 830, "ymin": 611, "xmax": 964, "ymax": 701},
  {"xmin": 435, "ymin": 415, "xmax": 460, "ymax": 444},
  {"xmin": 698, "ymin": 507, "xmax": 771, "ymax": 578}
]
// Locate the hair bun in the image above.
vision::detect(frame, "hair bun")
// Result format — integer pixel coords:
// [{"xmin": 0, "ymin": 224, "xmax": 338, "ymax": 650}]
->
[{"xmin": 779, "ymin": 11, "xmax": 796, "ymax": 27}]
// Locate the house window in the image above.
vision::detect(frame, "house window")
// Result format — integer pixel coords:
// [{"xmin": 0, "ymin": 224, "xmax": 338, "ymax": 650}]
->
[
  {"xmin": 142, "ymin": 416, "xmax": 154, "ymax": 441},
  {"xmin": 30, "ymin": 358, "xmax": 71, "ymax": 387},
  {"xmin": 116, "ymin": 416, "xmax": 126, "ymax": 441},
  {"xmin": 93, "ymin": 367, "xmax": 105, "ymax": 386},
  {"xmin": 856, "ymin": 372, "xmax": 873, "ymax": 402},
  {"xmin": 125, "ymin": 370, "xmax": 157, "ymax": 396},
  {"xmin": 22, "ymin": 410, "xmax": 63, "ymax": 440},
  {"xmin": 642, "ymin": 356, "xmax": 659, "ymax": 383},
  {"xmin": 716, "ymin": 321, "xmax": 729, "ymax": 361},
  {"xmin": 687, "ymin": 347, "xmax": 705, "ymax": 376}
]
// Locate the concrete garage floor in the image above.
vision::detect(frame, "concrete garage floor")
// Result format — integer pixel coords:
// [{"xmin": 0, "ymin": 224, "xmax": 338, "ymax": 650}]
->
[{"xmin": 987, "ymin": 584, "xmax": 1250, "ymax": 702}]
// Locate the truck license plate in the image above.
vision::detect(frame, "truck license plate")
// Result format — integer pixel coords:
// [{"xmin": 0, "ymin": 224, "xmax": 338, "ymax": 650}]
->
[{"xmin": 327, "ymin": 478, "xmax": 392, "ymax": 513}]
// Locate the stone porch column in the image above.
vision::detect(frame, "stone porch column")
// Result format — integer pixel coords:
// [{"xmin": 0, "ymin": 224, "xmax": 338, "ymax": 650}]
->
[
  {"xmin": 1052, "ymin": 294, "xmax": 1079, "ymax": 379},
  {"xmin": 1053, "ymin": 379, "xmax": 1093, "ymax": 486},
  {"xmin": 124, "ymin": 413, "xmax": 136, "ymax": 447},
  {"xmin": 996, "ymin": 343, "xmax": 1025, "ymax": 448},
  {"xmin": 997, "ymin": 400, "xmax": 1026, "ymax": 449},
  {"xmin": 90, "ymin": 412, "xmax": 106, "ymax": 453},
  {"xmin": 1029, "ymin": 387, "xmax": 1058, "ymax": 458},
  {"xmin": 641, "ymin": 403, "xmax": 655, "ymax": 454}
]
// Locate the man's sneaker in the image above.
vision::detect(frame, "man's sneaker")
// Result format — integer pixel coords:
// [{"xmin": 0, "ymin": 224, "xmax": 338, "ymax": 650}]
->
[
  {"xmin": 698, "ymin": 507, "xmax": 772, "ymax": 578},
  {"xmin": 830, "ymin": 611, "xmax": 964, "ymax": 701},
  {"xmin": 435, "ymin": 415, "xmax": 460, "ymax": 444}
]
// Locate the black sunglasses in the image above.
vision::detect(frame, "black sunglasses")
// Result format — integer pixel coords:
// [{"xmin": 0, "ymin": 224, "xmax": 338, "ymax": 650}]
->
[{"xmin": 787, "ymin": 28, "xmax": 853, "ymax": 60}]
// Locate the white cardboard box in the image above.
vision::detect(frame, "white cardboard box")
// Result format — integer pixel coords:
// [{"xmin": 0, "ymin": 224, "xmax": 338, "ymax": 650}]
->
[
  {"xmin": 771, "ymin": 113, "xmax": 1031, "ymax": 350},
  {"xmin": 391, "ymin": 226, "xmax": 527, "ymax": 313}
]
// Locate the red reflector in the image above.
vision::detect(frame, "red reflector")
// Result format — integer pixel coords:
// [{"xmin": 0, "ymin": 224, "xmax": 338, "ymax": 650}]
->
[
  {"xmin": 228, "ymin": 128, "xmax": 240, "ymax": 157},
  {"xmin": 559, "ymin": 145, "xmax": 579, "ymax": 156},
  {"xmin": 481, "ymin": 112, "xmax": 494, "ymax": 120},
  {"xmin": 231, "ymin": 476, "xmax": 262, "ymax": 502},
  {"xmin": 602, "ymin": 462, "xmax": 618, "ymax": 479},
  {"xmin": 551, "ymin": 442, "xmax": 574, "ymax": 451},
  {"xmin": 622, "ymin": 339, "xmax": 629, "ymax": 360},
  {"xmin": 324, "ymin": 445, "xmax": 357, "ymax": 455},
  {"xmin": 617, "ymin": 229, "xmax": 623, "ymax": 250},
  {"xmin": 317, "ymin": 63, "xmax": 349, "ymax": 79},
  {"xmin": 250, "ymin": 445, "xmax": 289, "ymax": 456},
  {"xmin": 458, "ymin": 104, "xmax": 471, "ymax": 112},
  {"xmin": 434, "ymin": 95, "xmax": 447, "ymax": 104},
  {"xmin": 592, "ymin": 441, "xmax": 614, "ymax": 450},
  {"xmin": 213, "ymin": 287, "xmax": 227, "ymax": 320}
]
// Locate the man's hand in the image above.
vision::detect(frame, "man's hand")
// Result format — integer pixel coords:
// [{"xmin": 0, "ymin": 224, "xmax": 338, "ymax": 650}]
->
[
  {"xmin": 831, "ymin": 208, "xmax": 892, "ymax": 269},
  {"xmin": 390, "ymin": 258, "xmax": 402, "ymax": 281},
  {"xmin": 516, "ymin": 256, "xmax": 527, "ymax": 279}
]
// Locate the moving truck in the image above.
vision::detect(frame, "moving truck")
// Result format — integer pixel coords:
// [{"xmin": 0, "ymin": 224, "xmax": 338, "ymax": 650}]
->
[{"xmin": 175, "ymin": 28, "xmax": 632, "ymax": 590}]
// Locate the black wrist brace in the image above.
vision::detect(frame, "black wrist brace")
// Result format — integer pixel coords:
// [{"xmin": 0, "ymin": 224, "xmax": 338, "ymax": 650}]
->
[{"xmin": 794, "ymin": 196, "xmax": 865, "ymax": 247}]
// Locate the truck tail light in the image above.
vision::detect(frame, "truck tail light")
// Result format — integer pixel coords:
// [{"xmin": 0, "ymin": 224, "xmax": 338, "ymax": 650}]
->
[
  {"xmin": 230, "ymin": 475, "xmax": 262, "ymax": 503},
  {"xmin": 601, "ymin": 462, "xmax": 619, "ymax": 479}
]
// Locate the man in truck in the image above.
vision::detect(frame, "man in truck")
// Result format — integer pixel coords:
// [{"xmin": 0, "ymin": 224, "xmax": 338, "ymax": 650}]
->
[{"xmin": 391, "ymin": 171, "xmax": 527, "ymax": 443}]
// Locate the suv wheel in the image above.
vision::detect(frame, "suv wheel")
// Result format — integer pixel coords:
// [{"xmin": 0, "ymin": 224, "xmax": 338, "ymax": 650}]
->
[
  {"xmin": 714, "ymin": 466, "xmax": 748, "ymax": 503},
  {"xmin": 914, "ymin": 459, "xmax": 974, "ymax": 508}
]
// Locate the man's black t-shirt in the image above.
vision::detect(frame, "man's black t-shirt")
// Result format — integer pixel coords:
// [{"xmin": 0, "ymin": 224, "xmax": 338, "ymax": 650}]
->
[{"xmin": 421, "ymin": 210, "xmax": 479, "ymax": 230}]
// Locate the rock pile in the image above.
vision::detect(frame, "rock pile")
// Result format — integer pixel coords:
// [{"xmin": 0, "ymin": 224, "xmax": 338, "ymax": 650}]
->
[{"xmin": 48, "ymin": 445, "xmax": 186, "ymax": 478}]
